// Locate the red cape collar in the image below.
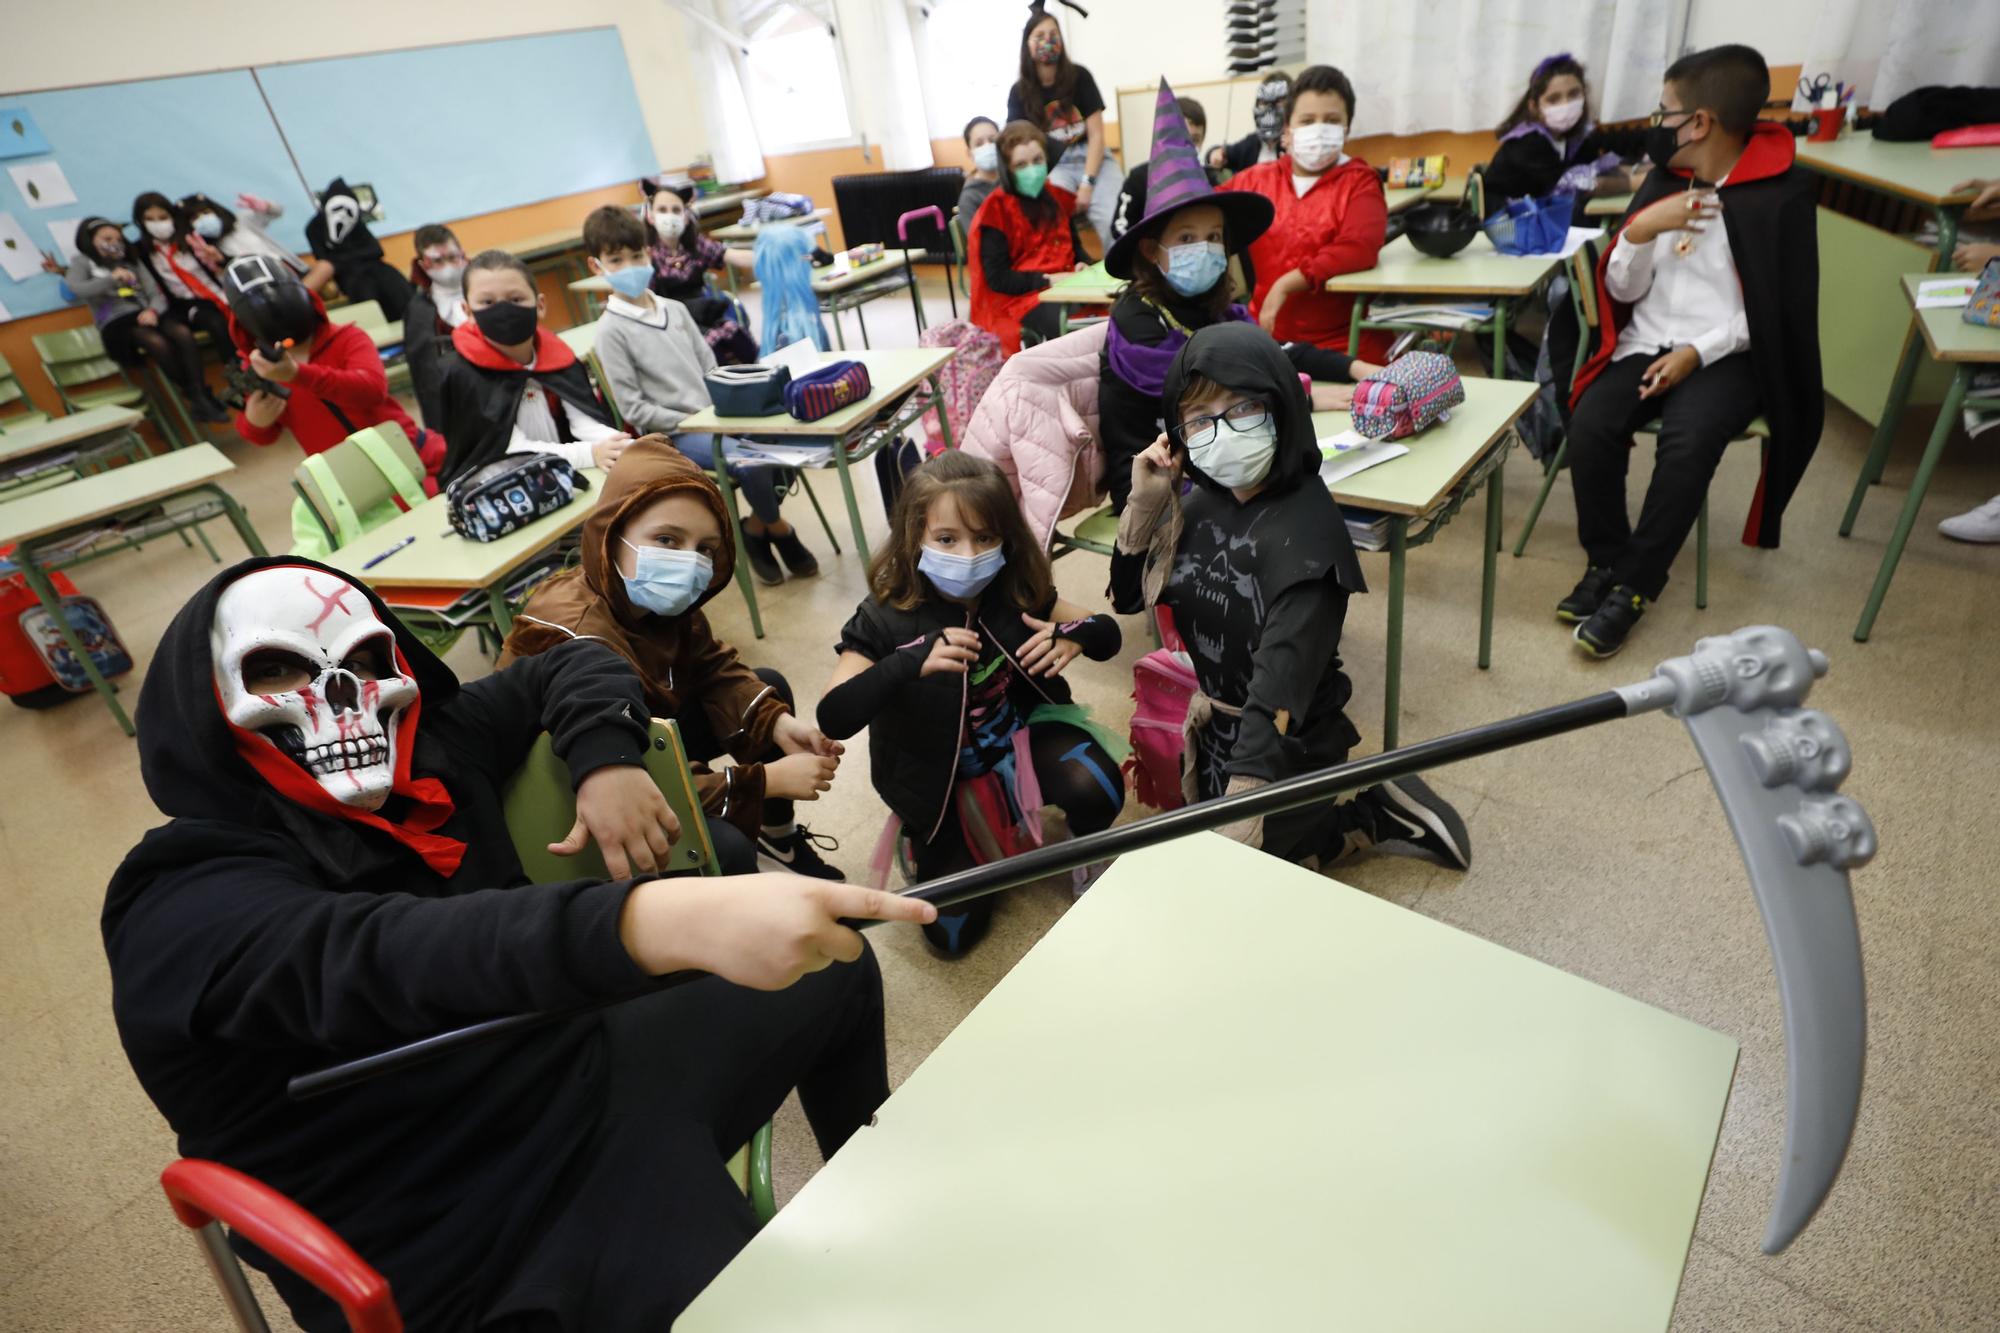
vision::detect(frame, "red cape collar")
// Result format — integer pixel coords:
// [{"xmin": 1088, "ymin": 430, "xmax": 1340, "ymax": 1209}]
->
[{"xmin": 450, "ymin": 319, "xmax": 577, "ymax": 374}]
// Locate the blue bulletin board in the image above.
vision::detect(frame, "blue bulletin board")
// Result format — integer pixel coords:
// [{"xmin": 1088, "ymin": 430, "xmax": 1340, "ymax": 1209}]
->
[{"xmin": 0, "ymin": 28, "xmax": 657, "ymax": 324}]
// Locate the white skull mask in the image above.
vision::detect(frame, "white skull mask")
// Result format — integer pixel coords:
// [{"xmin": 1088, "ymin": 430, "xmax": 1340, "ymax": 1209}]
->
[
  {"xmin": 210, "ymin": 567, "xmax": 418, "ymax": 811},
  {"xmin": 323, "ymin": 195, "xmax": 360, "ymax": 246}
]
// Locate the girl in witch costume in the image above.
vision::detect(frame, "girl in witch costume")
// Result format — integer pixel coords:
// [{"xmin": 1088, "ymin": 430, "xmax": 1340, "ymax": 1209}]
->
[
  {"xmin": 818, "ymin": 451, "xmax": 1127, "ymax": 957},
  {"xmin": 1099, "ymin": 80, "xmax": 1382, "ymax": 514},
  {"xmin": 102, "ymin": 557, "xmax": 932, "ymax": 1333},
  {"xmin": 1108, "ymin": 323, "xmax": 1472, "ymax": 871}
]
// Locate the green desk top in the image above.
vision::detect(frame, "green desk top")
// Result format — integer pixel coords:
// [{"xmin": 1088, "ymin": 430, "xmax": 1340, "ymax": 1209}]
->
[
  {"xmin": 676, "ymin": 347, "xmax": 955, "ymax": 438},
  {"xmin": 1325, "ymin": 232, "xmax": 1561, "ymax": 298},
  {"xmin": 690, "ymin": 187, "xmax": 765, "ymax": 217},
  {"xmin": 321, "ymin": 468, "xmax": 605, "ymax": 589},
  {"xmin": 677, "ymin": 834, "xmax": 1736, "ymax": 1333},
  {"xmin": 569, "ymin": 273, "xmax": 612, "ymax": 293},
  {"xmin": 1796, "ymin": 136, "xmax": 2000, "ymax": 207},
  {"xmin": 1902, "ymin": 272, "xmax": 2000, "ymax": 363},
  {"xmin": 0, "ymin": 443, "xmax": 235, "ymax": 546},
  {"xmin": 1586, "ymin": 192, "xmax": 1633, "ymax": 217},
  {"xmin": 709, "ymin": 207, "xmax": 832, "ymax": 242},
  {"xmin": 1038, "ymin": 260, "xmax": 1124, "ymax": 306},
  {"xmin": 813, "ymin": 248, "xmax": 914, "ymax": 294},
  {"xmin": 1384, "ymin": 183, "xmax": 1438, "ymax": 215},
  {"xmin": 1313, "ymin": 376, "xmax": 1536, "ymax": 516},
  {"xmin": 0, "ymin": 405, "xmax": 144, "ymax": 466}
]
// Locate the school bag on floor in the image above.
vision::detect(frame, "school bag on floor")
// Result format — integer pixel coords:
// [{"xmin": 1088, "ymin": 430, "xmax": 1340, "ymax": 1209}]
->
[
  {"xmin": 0, "ymin": 567, "xmax": 133, "ymax": 708},
  {"xmin": 1125, "ymin": 646, "xmax": 1199, "ymax": 811},
  {"xmin": 916, "ymin": 319, "xmax": 1004, "ymax": 453}
]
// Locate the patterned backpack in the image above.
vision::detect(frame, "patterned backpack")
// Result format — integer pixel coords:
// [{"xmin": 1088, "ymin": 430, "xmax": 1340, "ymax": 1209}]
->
[
  {"xmin": 1350, "ymin": 350, "xmax": 1465, "ymax": 441},
  {"xmin": 917, "ymin": 319, "xmax": 1004, "ymax": 454}
]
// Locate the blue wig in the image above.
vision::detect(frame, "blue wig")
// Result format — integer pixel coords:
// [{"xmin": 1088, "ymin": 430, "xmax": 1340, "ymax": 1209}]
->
[{"xmin": 754, "ymin": 227, "xmax": 828, "ymax": 355}]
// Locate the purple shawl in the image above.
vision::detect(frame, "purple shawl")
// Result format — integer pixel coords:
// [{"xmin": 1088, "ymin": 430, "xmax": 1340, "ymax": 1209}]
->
[
  {"xmin": 1106, "ymin": 301, "xmax": 1253, "ymax": 397},
  {"xmin": 1499, "ymin": 118, "xmax": 1597, "ymax": 166}
]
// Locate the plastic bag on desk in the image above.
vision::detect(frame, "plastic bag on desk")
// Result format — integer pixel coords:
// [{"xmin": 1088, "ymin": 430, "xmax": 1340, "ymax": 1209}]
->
[{"xmin": 1483, "ymin": 191, "xmax": 1573, "ymax": 256}]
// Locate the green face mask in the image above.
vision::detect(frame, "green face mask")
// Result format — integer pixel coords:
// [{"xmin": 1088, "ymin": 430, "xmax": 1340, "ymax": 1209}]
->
[{"xmin": 1014, "ymin": 163, "xmax": 1049, "ymax": 198}]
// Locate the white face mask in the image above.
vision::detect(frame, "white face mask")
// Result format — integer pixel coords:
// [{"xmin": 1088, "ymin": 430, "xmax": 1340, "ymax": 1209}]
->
[
  {"xmin": 1290, "ymin": 123, "xmax": 1347, "ymax": 172},
  {"xmin": 144, "ymin": 218, "xmax": 177, "ymax": 240},
  {"xmin": 971, "ymin": 142, "xmax": 999, "ymax": 173},
  {"xmin": 426, "ymin": 261, "xmax": 464, "ymax": 290},
  {"xmin": 1187, "ymin": 418, "xmax": 1278, "ymax": 491},
  {"xmin": 653, "ymin": 210, "xmax": 687, "ymax": 240},
  {"xmin": 1543, "ymin": 98, "xmax": 1585, "ymax": 133}
]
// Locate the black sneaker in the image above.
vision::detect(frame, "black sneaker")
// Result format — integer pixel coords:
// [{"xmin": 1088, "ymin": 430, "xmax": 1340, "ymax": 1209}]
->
[
  {"xmin": 741, "ymin": 532, "xmax": 784, "ymax": 586},
  {"xmin": 771, "ymin": 529, "xmax": 819, "ymax": 578},
  {"xmin": 1574, "ymin": 585, "xmax": 1647, "ymax": 659},
  {"xmin": 921, "ymin": 899, "xmax": 994, "ymax": 957},
  {"xmin": 1555, "ymin": 565, "xmax": 1616, "ymax": 624},
  {"xmin": 757, "ymin": 824, "xmax": 845, "ymax": 880},
  {"xmin": 1361, "ymin": 775, "xmax": 1472, "ymax": 870},
  {"xmin": 189, "ymin": 391, "xmax": 232, "ymax": 424}
]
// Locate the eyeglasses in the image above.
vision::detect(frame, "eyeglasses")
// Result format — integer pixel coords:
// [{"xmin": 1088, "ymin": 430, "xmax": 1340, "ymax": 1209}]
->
[
  {"xmin": 1648, "ymin": 106, "xmax": 1697, "ymax": 128},
  {"xmin": 1173, "ymin": 399, "xmax": 1271, "ymax": 450}
]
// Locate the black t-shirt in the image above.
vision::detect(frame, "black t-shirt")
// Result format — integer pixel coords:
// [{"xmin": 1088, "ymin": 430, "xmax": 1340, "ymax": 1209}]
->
[{"xmin": 1008, "ymin": 68, "xmax": 1105, "ymax": 151}]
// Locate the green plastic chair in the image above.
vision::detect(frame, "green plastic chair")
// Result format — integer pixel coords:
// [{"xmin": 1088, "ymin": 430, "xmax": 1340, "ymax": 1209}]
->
[
  {"xmin": 1049, "ymin": 503, "xmax": 1117, "ymax": 560},
  {"xmin": 31, "ymin": 324, "xmax": 189, "ymax": 448},
  {"xmin": 1510, "ymin": 234, "xmax": 1768, "ymax": 610},
  {"xmin": 0, "ymin": 351, "xmax": 51, "ymax": 430},
  {"xmin": 950, "ymin": 214, "xmax": 971, "ymax": 297},
  {"xmin": 501, "ymin": 718, "xmax": 776, "ymax": 1224},
  {"xmin": 1464, "ymin": 165, "xmax": 1487, "ymax": 222}
]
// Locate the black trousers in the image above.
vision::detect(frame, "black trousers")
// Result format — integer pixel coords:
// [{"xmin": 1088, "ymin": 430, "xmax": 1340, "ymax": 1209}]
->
[
  {"xmin": 1019, "ymin": 303, "xmax": 1065, "ymax": 347},
  {"xmin": 484, "ymin": 946, "xmax": 890, "ymax": 1331},
  {"xmin": 677, "ymin": 667, "xmax": 795, "ymax": 832},
  {"xmin": 1567, "ymin": 351, "xmax": 1760, "ymax": 600}
]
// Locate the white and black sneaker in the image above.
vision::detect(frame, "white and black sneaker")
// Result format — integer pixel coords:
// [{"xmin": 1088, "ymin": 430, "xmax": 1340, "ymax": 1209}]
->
[
  {"xmin": 1363, "ymin": 775, "xmax": 1472, "ymax": 870},
  {"xmin": 757, "ymin": 825, "xmax": 845, "ymax": 880}
]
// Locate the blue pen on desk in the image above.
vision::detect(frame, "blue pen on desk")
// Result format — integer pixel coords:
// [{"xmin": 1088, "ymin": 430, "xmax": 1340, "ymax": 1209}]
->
[{"xmin": 361, "ymin": 535, "xmax": 416, "ymax": 570}]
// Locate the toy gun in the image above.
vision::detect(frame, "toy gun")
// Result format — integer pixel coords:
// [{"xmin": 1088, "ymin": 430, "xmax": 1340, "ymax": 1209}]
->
[
  {"xmin": 225, "ymin": 338, "xmax": 294, "ymax": 400},
  {"xmin": 287, "ymin": 626, "xmax": 1870, "ymax": 1255}
]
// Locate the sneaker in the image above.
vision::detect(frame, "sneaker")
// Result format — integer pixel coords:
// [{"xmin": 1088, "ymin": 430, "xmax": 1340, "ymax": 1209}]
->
[
  {"xmin": 741, "ymin": 532, "xmax": 784, "ymax": 586},
  {"xmin": 771, "ymin": 529, "xmax": 820, "ymax": 577},
  {"xmin": 757, "ymin": 824, "xmax": 845, "ymax": 880},
  {"xmin": 1363, "ymin": 775, "xmax": 1472, "ymax": 870},
  {"xmin": 921, "ymin": 899, "xmax": 994, "ymax": 956},
  {"xmin": 1555, "ymin": 565, "xmax": 1616, "ymax": 624},
  {"xmin": 1939, "ymin": 494, "xmax": 2000, "ymax": 543},
  {"xmin": 189, "ymin": 391, "xmax": 232, "ymax": 424},
  {"xmin": 1574, "ymin": 585, "xmax": 1647, "ymax": 658}
]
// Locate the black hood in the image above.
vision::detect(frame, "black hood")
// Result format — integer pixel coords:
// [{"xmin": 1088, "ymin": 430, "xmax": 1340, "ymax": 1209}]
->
[
  {"xmin": 133, "ymin": 555, "xmax": 457, "ymax": 827},
  {"xmin": 1163, "ymin": 322, "xmax": 1325, "ymax": 498}
]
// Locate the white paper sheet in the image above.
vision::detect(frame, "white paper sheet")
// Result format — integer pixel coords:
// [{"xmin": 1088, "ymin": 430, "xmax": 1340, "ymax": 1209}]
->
[
  {"xmin": 1318, "ymin": 431, "xmax": 1409, "ymax": 487},
  {"xmin": 8, "ymin": 160, "xmax": 76, "ymax": 209},
  {"xmin": 763, "ymin": 339, "xmax": 822, "ymax": 373},
  {"xmin": 0, "ymin": 211, "xmax": 43, "ymax": 281},
  {"xmin": 1558, "ymin": 225, "xmax": 1605, "ymax": 259},
  {"xmin": 44, "ymin": 216, "xmax": 83, "ymax": 264},
  {"xmin": 1914, "ymin": 277, "xmax": 1976, "ymax": 309}
]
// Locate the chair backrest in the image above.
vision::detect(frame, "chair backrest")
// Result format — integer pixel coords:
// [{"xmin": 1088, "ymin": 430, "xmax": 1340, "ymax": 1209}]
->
[
  {"xmin": 32, "ymin": 325, "xmax": 131, "ymax": 389},
  {"xmin": 293, "ymin": 426, "xmax": 430, "ymax": 549},
  {"xmin": 1464, "ymin": 165, "xmax": 1487, "ymax": 222},
  {"xmin": 503, "ymin": 718, "xmax": 719, "ymax": 882},
  {"xmin": 1568, "ymin": 235, "xmax": 1608, "ymax": 380},
  {"xmin": 326, "ymin": 299, "xmax": 388, "ymax": 330}
]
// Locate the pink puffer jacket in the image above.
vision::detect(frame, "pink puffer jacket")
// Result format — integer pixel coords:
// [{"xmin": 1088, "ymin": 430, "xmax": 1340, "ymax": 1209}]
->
[{"xmin": 959, "ymin": 322, "xmax": 1106, "ymax": 549}]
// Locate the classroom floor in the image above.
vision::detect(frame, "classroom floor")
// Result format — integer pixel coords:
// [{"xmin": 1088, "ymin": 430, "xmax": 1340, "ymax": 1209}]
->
[{"xmin": 3, "ymin": 274, "xmax": 1997, "ymax": 1331}]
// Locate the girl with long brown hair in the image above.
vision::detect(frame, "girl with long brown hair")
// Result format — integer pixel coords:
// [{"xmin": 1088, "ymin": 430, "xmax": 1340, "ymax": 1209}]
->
[{"xmin": 1004, "ymin": 0, "xmax": 1123, "ymax": 246}]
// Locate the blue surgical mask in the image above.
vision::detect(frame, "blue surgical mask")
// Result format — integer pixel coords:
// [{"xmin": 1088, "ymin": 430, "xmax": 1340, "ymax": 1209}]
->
[
  {"xmin": 1162, "ymin": 241, "xmax": 1228, "ymax": 297},
  {"xmin": 603, "ymin": 263, "xmax": 653, "ymax": 301},
  {"xmin": 621, "ymin": 540, "xmax": 713, "ymax": 617},
  {"xmin": 920, "ymin": 544, "xmax": 1006, "ymax": 600},
  {"xmin": 192, "ymin": 213, "xmax": 224, "ymax": 239}
]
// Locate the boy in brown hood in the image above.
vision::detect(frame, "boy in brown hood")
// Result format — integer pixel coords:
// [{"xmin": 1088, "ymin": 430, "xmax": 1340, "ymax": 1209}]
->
[{"xmin": 502, "ymin": 441, "xmax": 847, "ymax": 878}]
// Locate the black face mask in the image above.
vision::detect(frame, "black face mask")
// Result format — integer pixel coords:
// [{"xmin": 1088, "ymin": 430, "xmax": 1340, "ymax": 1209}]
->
[
  {"xmin": 1645, "ymin": 117, "xmax": 1691, "ymax": 172},
  {"xmin": 471, "ymin": 300, "xmax": 538, "ymax": 346}
]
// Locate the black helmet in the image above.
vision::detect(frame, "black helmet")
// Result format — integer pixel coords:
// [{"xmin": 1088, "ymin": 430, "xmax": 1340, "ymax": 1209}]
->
[{"xmin": 222, "ymin": 255, "xmax": 319, "ymax": 352}]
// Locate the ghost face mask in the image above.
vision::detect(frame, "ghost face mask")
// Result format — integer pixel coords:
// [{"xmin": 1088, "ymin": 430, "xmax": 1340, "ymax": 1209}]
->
[
  {"xmin": 210, "ymin": 567, "xmax": 418, "ymax": 811},
  {"xmin": 322, "ymin": 194, "xmax": 361, "ymax": 246}
]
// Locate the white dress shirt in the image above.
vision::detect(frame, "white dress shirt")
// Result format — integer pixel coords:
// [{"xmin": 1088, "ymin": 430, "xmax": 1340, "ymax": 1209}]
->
[
  {"xmin": 1605, "ymin": 200, "xmax": 1751, "ymax": 367},
  {"xmin": 508, "ymin": 352, "xmax": 620, "ymax": 470}
]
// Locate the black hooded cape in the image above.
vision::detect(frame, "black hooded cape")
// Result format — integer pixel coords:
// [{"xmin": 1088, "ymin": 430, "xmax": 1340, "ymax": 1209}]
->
[
  {"xmin": 305, "ymin": 177, "xmax": 414, "ymax": 319},
  {"xmin": 101, "ymin": 556, "xmax": 660, "ymax": 1331}
]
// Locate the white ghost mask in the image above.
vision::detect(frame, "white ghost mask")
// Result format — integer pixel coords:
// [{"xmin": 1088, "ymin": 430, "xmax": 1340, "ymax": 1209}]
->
[
  {"xmin": 323, "ymin": 195, "xmax": 360, "ymax": 246},
  {"xmin": 210, "ymin": 567, "xmax": 417, "ymax": 811}
]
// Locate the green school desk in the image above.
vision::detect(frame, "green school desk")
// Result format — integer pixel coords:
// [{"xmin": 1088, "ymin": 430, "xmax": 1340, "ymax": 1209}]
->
[
  {"xmin": 0, "ymin": 444, "xmax": 264, "ymax": 735},
  {"xmin": 0, "ymin": 405, "xmax": 150, "ymax": 491},
  {"xmin": 676, "ymin": 832, "xmax": 1738, "ymax": 1333},
  {"xmin": 1797, "ymin": 137, "xmax": 1998, "ymax": 426},
  {"xmin": 1326, "ymin": 233, "xmax": 1561, "ymax": 378},
  {"xmin": 320, "ymin": 468, "xmax": 606, "ymax": 639},
  {"xmin": 675, "ymin": 346, "xmax": 956, "ymax": 633},
  {"xmin": 1383, "ymin": 182, "xmax": 1439, "ymax": 214},
  {"xmin": 1037, "ymin": 260, "xmax": 1123, "ymax": 308},
  {"xmin": 1313, "ymin": 376, "xmax": 1536, "ymax": 749},
  {"xmin": 1841, "ymin": 273, "xmax": 2000, "ymax": 642},
  {"xmin": 1586, "ymin": 191, "xmax": 1633, "ymax": 217},
  {"xmin": 707, "ymin": 207, "xmax": 833, "ymax": 244},
  {"xmin": 689, "ymin": 187, "xmax": 766, "ymax": 222},
  {"xmin": 811, "ymin": 249, "xmax": 928, "ymax": 350}
]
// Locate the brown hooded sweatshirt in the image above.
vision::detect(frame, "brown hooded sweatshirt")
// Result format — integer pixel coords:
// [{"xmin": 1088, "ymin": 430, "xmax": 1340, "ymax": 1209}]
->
[{"xmin": 500, "ymin": 441, "xmax": 787, "ymax": 836}]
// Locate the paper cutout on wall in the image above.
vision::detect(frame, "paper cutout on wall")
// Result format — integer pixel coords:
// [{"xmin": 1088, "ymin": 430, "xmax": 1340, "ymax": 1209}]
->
[
  {"xmin": 0, "ymin": 294, "xmax": 12, "ymax": 320},
  {"xmin": 0, "ymin": 211, "xmax": 43, "ymax": 281},
  {"xmin": 8, "ymin": 161, "xmax": 77, "ymax": 210},
  {"xmin": 0, "ymin": 110, "xmax": 51, "ymax": 161},
  {"xmin": 46, "ymin": 217, "xmax": 85, "ymax": 265}
]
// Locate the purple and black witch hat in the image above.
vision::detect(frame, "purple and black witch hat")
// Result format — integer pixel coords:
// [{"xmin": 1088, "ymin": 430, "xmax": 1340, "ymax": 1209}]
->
[{"xmin": 1104, "ymin": 78, "xmax": 1274, "ymax": 280}]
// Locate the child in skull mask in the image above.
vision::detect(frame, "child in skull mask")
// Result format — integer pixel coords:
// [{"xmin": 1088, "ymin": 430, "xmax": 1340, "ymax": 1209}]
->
[
  {"xmin": 1210, "ymin": 71, "xmax": 1291, "ymax": 175},
  {"xmin": 103, "ymin": 556, "xmax": 933, "ymax": 1332},
  {"xmin": 1109, "ymin": 322, "xmax": 1471, "ymax": 871}
]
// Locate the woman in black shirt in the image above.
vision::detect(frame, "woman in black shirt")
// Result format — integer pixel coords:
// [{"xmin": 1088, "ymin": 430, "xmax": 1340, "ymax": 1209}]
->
[{"xmin": 1005, "ymin": 1, "xmax": 1123, "ymax": 248}]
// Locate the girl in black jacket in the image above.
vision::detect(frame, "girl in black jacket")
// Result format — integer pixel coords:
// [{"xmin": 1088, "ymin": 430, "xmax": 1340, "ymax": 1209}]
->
[
  {"xmin": 818, "ymin": 451, "xmax": 1125, "ymax": 956},
  {"xmin": 1484, "ymin": 54, "xmax": 1647, "ymax": 221}
]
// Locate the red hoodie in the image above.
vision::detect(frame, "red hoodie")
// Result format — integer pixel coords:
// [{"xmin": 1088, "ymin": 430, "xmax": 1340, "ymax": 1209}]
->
[{"xmin": 1221, "ymin": 154, "xmax": 1388, "ymax": 352}]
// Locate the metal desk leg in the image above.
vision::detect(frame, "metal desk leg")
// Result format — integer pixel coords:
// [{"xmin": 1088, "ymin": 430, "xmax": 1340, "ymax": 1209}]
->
[
  {"xmin": 1840, "ymin": 328, "xmax": 1925, "ymax": 536},
  {"xmin": 1348, "ymin": 303, "xmax": 1364, "ymax": 356},
  {"xmin": 830, "ymin": 300, "xmax": 848, "ymax": 351},
  {"xmin": 711, "ymin": 458, "xmax": 764, "ymax": 639},
  {"xmin": 1854, "ymin": 365, "xmax": 1968, "ymax": 642},
  {"xmin": 1490, "ymin": 300, "xmax": 1510, "ymax": 379},
  {"xmin": 928, "ymin": 373, "xmax": 957, "ymax": 451},
  {"xmin": 1383, "ymin": 516, "xmax": 1408, "ymax": 751},
  {"xmin": 1933, "ymin": 206, "xmax": 1960, "ymax": 273},
  {"xmin": 906, "ymin": 267, "xmax": 926, "ymax": 334},
  {"xmin": 200, "ymin": 483, "xmax": 270, "ymax": 557},
  {"xmin": 855, "ymin": 300, "xmax": 872, "ymax": 350},
  {"xmin": 485, "ymin": 586, "xmax": 515, "ymax": 641},
  {"xmin": 1479, "ymin": 453, "xmax": 1503, "ymax": 670},
  {"xmin": 833, "ymin": 430, "xmax": 871, "ymax": 566},
  {"xmin": 17, "ymin": 545, "xmax": 132, "ymax": 735}
]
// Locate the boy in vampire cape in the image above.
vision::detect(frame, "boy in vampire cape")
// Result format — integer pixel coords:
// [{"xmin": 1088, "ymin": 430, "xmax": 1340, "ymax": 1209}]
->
[
  {"xmin": 304, "ymin": 176, "xmax": 414, "ymax": 319},
  {"xmin": 1556, "ymin": 44, "xmax": 1823, "ymax": 659},
  {"xmin": 101, "ymin": 557, "xmax": 930, "ymax": 1332}
]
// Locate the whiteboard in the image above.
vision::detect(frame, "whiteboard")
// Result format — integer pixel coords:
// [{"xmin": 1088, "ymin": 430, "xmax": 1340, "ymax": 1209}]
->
[{"xmin": 254, "ymin": 30, "xmax": 656, "ymax": 242}]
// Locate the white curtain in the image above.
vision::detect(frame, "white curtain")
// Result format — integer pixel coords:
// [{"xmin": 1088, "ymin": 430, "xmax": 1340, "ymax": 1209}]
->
[
  {"xmin": 1793, "ymin": 0, "xmax": 2000, "ymax": 111},
  {"xmin": 1305, "ymin": 0, "xmax": 1674, "ymax": 136},
  {"xmin": 832, "ymin": 0, "xmax": 936, "ymax": 170},
  {"xmin": 677, "ymin": 0, "xmax": 767, "ymax": 183}
]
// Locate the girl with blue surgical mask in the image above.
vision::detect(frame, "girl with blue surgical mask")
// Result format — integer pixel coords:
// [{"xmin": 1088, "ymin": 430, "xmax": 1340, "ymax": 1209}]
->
[
  {"xmin": 819, "ymin": 451, "xmax": 1126, "ymax": 957},
  {"xmin": 1098, "ymin": 81, "xmax": 1382, "ymax": 515},
  {"xmin": 502, "ymin": 441, "xmax": 848, "ymax": 880}
]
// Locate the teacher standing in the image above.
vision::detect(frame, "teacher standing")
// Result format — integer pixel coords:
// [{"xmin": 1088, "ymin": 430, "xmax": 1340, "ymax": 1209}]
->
[{"xmin": 1006, "ymin": 0, "xmax": 1124, "ymax": 251}]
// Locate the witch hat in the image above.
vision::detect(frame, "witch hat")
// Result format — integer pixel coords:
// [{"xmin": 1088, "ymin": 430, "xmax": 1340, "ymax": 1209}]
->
[{"xmin": 1104, "ymin": 79, "xmax": 1274, "ymax": 280}]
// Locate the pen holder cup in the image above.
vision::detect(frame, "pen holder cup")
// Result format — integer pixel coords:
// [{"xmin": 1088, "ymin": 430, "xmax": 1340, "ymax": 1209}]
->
[{"xmin": 1809, "ymin": 108, "xmax": 1842, "ymax": 142}]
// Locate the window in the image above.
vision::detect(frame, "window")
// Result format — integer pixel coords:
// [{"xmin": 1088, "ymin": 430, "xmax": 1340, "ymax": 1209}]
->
[
  {"xmin": 915, "ymin": 0, "xmax": 1021, "ymax": 142},
  {"xmin": 740, "ymin": 3, "xmax": 856, "ymax": 152}
]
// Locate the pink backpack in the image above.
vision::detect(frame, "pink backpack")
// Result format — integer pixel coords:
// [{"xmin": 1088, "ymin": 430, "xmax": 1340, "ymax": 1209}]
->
[
  {"xmin": 1126, "ymin": 646, "xmax": 1199, "ymax": 811},
  {"xmin": 917, "ymin": 319, "xmax": 1003, "ymax": 453}
]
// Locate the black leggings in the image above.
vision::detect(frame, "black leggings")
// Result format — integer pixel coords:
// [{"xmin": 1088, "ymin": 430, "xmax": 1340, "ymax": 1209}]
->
[
  {"xmin": 676, "ymin": 667, "xmax": 797, "ymax": 830},
  {"xmin": 117, "ymin": 314, "xmax": 208, "ymax": 399},
  {"xmin": 913, "ymin": 720, "xmax": 1124, "ymax": 923}
]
